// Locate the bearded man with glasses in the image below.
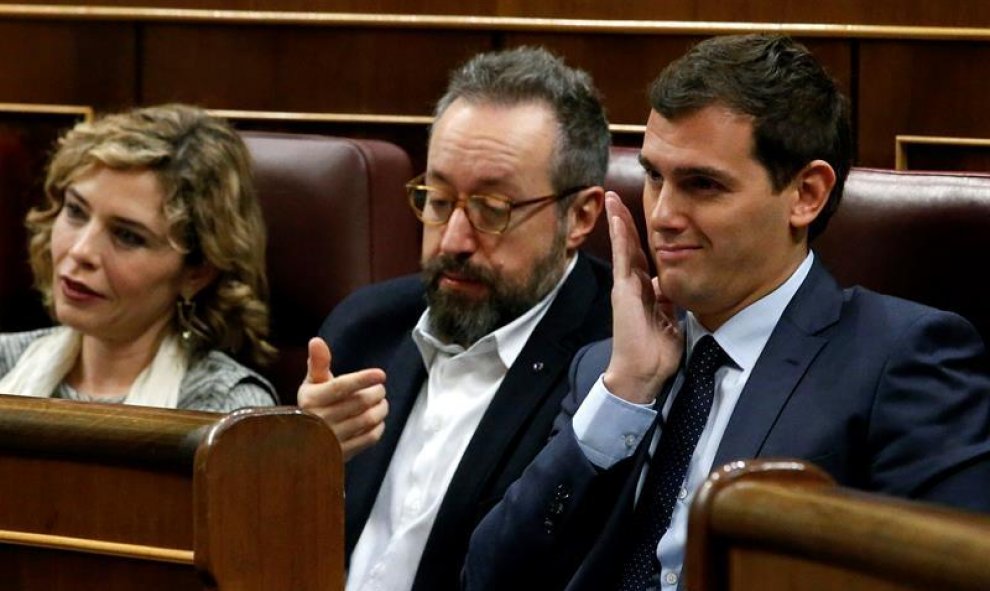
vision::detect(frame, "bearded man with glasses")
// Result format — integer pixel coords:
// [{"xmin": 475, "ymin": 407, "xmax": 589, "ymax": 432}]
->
[{"xmin": 297, "ymin": 46, "xmax": 613, "ymax": 591}]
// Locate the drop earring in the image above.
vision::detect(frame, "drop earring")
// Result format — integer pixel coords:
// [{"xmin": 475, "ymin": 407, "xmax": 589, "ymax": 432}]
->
[{"xmin": 177, "ymin": 295, "xmax": 197, "ymax": 344}]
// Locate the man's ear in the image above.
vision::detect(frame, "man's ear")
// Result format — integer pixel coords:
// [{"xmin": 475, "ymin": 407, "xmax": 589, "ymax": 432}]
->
[
  {"xmin": 180, "ymin": 263, "xmax": 219, "ymax": 301},
  {"xmin": 564, "ymin": 186, "xmax": 605, "ymax": 252},
  {"xmin": 789, "ymin": 160, "xmax": 836, "ymax": 231}
]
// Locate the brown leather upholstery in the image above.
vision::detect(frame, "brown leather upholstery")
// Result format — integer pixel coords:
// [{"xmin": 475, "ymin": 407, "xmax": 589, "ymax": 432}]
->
[
  {"xmin": 599, "ymin": 148, "xmax": 990, "ymax": 360},
  {"xmin": 815, "ymin": 168, "xmax": 990, "ymax": 364},
  {"xmin": 243, "ymin": 132, "xmax": 419, "ymax": 402}
]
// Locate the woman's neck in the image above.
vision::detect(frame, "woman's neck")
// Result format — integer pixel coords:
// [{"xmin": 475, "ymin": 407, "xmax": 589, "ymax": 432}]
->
[{"xmin": 67, "ymin": 323, "xmax": 172, "ymax": 397}]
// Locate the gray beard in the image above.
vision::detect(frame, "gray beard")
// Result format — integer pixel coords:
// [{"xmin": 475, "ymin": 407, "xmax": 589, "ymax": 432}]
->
[{"xmin": 422, "ymin": 230, "xmax": 567, "ymax": 349}]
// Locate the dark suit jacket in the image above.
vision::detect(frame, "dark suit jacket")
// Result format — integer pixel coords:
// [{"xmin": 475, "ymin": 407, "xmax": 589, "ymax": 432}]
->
[
  {"xmin": 464, "ymin": 258, "xmax": 990, "ymax": 591},
  {"xmin": 320, "ymin": 253, "xmax": 612, "ymax": 591}
]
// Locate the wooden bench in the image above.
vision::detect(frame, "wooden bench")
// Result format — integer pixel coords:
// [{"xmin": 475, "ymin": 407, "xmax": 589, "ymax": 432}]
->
[
  {"xmin": 0, "ymin": 394, "xmax": 343, "ymax": 590},
  {"xmin": 686, "ymin": 459, "xmax": 990, "ymax": 591}
]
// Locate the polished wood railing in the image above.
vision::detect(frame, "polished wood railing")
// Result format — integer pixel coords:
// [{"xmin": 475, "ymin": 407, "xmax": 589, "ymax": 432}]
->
[{"xmin": 0, "ymin": 395, "xmax": 343, "ymax": 590}]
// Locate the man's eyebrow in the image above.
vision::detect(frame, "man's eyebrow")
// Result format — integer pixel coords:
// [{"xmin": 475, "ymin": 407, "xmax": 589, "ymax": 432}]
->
[
  {"xmin": 426, "ymin": 170, "xmax": 450, "ymax": 186},
  {"xmin": 426, "ymin": 171, "xmax": 519, "ymax": 195},
  {"xmin": 671, "ymin": 165, "xmax": 737, "ymax": 187},
  {"xmin": 637, "ymin": 156, "xmax": 734, "ymax": 186}
]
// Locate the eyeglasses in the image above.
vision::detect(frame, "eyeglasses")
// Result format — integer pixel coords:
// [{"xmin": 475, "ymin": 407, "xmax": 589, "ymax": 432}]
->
[{"xmin": 405, "ymin": 173, "xmax": 587, "ymax": 235}]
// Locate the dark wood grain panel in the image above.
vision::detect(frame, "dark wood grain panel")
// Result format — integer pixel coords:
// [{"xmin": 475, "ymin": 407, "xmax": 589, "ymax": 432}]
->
[
  {"xmin": 221, "ymin": 115, "xmax": 431, "ymax": 173},
  {"xmin": 0, "ymin": 547, "xmax": 201, "ymax": 591},
  {"xmin": 0, "ymin": 11, "xmax": 983, "ymax": 200},
  {"xmin": 501, "ymin": 34, "xmax": 852, "ymax": 135},
  {"xmin": 899, "ymin": 141, "xmax": 990, "ymax": 173},
  {"xmin": 502, "ymin": 33, "xmax": 703, "ymax": 126},
  {"xmin": 141, "ymin": 24, "xmax": 492, "ymax": 113},
  {"xmin": 0, "ymin": 400, "xmax": 344, "ymax": 589},
  {"xmin": 857, "ymin": 40, "xmax": 990, "ymax": 168},
  {"xmin": 0, "ymin": 22, "xmax": 135, "ymax": 110}
]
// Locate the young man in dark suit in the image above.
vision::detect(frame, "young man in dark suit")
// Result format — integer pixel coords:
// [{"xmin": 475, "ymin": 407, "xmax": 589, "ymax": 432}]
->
[
  {"xmin": 297, "ymin": 47, "xmax": 613, "ymax": 591},
  {"xmin": 465, "ymin": 34, "xmax": 990, "ymax": 591}
]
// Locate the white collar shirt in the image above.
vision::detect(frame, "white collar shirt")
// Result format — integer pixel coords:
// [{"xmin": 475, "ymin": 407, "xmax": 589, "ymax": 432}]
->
[{"xmin": 346, "ymin": 256, "xmax": 577, "ymax": 591}]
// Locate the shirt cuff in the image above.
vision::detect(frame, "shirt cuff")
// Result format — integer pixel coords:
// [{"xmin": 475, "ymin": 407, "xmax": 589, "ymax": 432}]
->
[{"xmin": 572, "ymin": 375, "xmax": 656, "ymax": 469}]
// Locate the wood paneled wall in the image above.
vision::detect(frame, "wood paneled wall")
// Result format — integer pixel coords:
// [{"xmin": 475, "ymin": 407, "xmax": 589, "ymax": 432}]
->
[
  {"xmin": 8, "ymin": 1, "xmax": 990, "ymax": 27},
  {"xmin": 1, "ymin": 4, "xmax": 990, "ymax": 170}
]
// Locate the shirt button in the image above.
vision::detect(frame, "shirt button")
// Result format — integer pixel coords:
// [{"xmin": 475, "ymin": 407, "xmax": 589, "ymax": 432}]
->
[
  {"xmin": 664, "ymin": 571, "xmax": 679, "ymax": 585},
  {"xmin": 623, "ymin": 434, "xmax": 637, "ymax": 449},
  {"xmin": 678, "ymin": 486, "xmax": 688, "ymax": 500}
]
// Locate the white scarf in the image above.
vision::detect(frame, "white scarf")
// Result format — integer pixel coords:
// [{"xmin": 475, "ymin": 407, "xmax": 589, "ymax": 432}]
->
[{"xmin": 0, "ymin": 326, "xmax": 188, "ymax": 409}]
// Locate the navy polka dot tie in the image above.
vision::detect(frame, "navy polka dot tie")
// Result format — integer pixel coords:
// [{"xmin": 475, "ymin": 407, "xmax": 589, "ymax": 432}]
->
[{"xmin": 617, "ymin": 335, "xmax": 728, "ymax": 590}]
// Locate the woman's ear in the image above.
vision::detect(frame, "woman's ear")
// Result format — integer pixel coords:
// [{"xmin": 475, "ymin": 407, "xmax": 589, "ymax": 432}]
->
[
  {"xmin": 180, "ymin": 263, "xmax": 219, "ymax": 300},
  {"xmin": 565, "ymin": 187, "xmax": 606, "ymax": 252},
  {"xmin": 789, "ymin": 159, "xmax": 836, "ymax": 231}
]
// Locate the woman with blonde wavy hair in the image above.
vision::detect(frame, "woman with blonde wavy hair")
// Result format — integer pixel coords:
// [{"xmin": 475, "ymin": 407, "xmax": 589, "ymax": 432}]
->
[{"xmin": 0, "ymin": 104, "xmax": 277, "ymax": 411}]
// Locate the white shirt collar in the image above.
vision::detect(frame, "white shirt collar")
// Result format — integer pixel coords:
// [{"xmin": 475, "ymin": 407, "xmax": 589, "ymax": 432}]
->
[
  {"xmin": 684, "ymin": 251, "xmax": 815, "ymax": 372},
  {"xmin": 412, "ymin": 255, "xmax": 578, "ymax": 370}
]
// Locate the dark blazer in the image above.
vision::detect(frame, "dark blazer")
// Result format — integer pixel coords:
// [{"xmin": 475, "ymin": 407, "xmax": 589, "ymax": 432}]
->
[
  {"xmin": 320, "ymin": 253, "xmax": 612, "ymax": 591},
  {"xmin": 464, "ymin": 258, "xmax": 990, "ymax": 591}
]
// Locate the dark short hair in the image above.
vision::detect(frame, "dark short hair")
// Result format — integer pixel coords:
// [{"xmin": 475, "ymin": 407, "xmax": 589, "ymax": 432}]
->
[
  {"xmin": 649, "ymin": 34, "xmax": 852, "ymax": 240},
  {"xmin": 433, "ymin": 46, "xmax": 611, "ymax": 205}
]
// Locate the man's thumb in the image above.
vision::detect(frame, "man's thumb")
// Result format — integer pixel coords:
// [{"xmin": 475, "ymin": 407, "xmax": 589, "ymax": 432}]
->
[{"xmin": 306, "ymin": 337, "xmax": 333, "ymax": 383}]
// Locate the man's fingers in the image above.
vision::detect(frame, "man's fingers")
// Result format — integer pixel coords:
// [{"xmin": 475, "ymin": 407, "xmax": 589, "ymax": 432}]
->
[
  {"xmin": 606, "ymin": 192, "xmax": 633, "ymax": 277},
  {"xmin": 301, "ymin": 368, "xmax": 386, "ymax": 408},
  {"xmin": 333, "ymin": 398, "xmax": 389, "ymax": 444},
  {"xmin": 315, "ymin": 384, "xmax": 386, "ymax": 422},
  {"xmin": 340, "ymin": 420, "xmax": 387, "ymax": 462},
  {"xmin": 327, "ymin": 369, "xmax": 386, "ymax": 398},
  {"xmin": 606, "ymin": 192, "xmax": 651, "ymax": 279},
  {"xmin": 305, "ymin": 337, "xmax": 333, "ymax": 384}
]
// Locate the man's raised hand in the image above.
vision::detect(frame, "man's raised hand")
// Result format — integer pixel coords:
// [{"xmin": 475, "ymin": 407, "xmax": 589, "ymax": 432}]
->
[
  {"xmin": 602, "ymin": 192, "xmax": 683, "ymax": 404},
  {"xmin": 298, "ymin": 337, "xmax": 389, "ymax": 461}
]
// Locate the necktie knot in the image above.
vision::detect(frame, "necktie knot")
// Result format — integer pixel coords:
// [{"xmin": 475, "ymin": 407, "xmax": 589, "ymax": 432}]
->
[{"xmin": 686, "ymin": 335, "xmax": 727, "ymax": 383}]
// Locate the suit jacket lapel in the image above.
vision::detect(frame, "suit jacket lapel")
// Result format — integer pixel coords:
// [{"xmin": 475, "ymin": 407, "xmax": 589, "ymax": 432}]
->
[
  {"xmin": 712, "ymin": 259, "xmax": 843, "ymax": 468},
  {"xmin": 441, "ymin": 256, "xmax": 602, "ymax": 506},
  {"xmin": 344, "ymin": 336, "xmax": 426, "ymax": 553},
  {"xmin": 415, "ymin": 256, "xmax": 607, "ymax": 584}
]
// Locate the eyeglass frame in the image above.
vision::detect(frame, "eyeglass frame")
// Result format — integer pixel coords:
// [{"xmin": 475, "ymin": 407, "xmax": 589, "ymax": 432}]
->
[{"xmin": 405, "ymin": 173, "xmax": 589, "ymax": 235}]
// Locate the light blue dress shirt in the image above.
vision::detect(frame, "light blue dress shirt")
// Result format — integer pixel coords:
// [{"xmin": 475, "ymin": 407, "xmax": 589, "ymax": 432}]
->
[{"xmin": 572, "ymin": 252, "xmax": 814, "ymax": 589}]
